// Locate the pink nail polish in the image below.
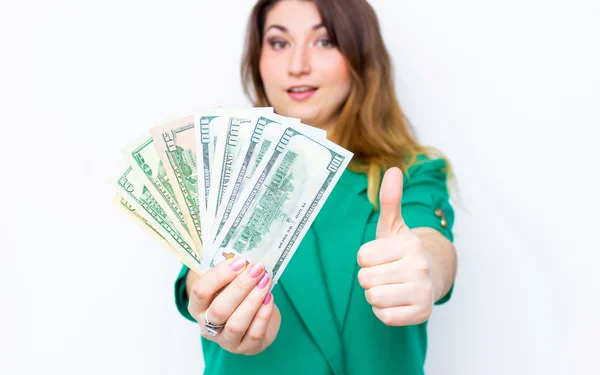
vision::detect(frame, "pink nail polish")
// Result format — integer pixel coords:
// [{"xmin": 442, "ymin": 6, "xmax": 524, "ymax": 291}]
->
[
  {"xmin": 229, "ymin": 258, "xmax": 247, "ymax": 272},
  {"xmin": 263, "ymin": 292, "xmax": 272, "ymax": 305},
  {"xmin": 257, "ymin": 274, "xmax": 270, "ymax": 289},
  {"xmin": 248, "ymin": 263, "xmax": 264, "ymax": 278}
]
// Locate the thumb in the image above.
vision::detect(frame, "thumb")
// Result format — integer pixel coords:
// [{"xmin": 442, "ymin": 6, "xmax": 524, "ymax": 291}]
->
[{"xmin": 376, "ymin": 167, "xmax": 407, "ymax": 238}]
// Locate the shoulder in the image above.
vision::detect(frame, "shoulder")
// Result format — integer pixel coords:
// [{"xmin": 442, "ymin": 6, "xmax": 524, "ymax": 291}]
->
[{"xmin": 404, "ymin": 154, "xmax": 450, "ymax": 182}]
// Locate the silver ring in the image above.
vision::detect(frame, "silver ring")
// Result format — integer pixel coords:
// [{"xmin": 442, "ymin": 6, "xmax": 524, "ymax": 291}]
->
[{"xmin": 202, "ymin": 309, "xmax": 225, "ymax": 337}]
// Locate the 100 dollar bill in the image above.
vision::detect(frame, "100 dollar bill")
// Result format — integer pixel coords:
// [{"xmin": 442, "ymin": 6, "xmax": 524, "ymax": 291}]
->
[
  {"xmin": 209, "ymin": 127, "xmax": 352, "ymax": 282},
  {"xmin": 197, "ymin": 108, "xmax": 273, "ymax": 268},
  {"xmin": 116, "ymin": 165, "xmax": 202, "ymax": 274},
  {"xmin": 122, "ymin": 132, "xmax": 198, "ymax": 256},
  {"xmin": 212, "ymin": 114, "xmax": 324, "ymax": 242},
  {"xmin": 151, "ymin": 115, "xmax": 203, "ymax": 254},
  {"xmin": 113, "ymin": 194, "xmax": 196, "ymax": 269}
]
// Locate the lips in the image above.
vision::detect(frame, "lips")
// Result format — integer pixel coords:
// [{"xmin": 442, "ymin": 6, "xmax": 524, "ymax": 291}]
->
[{"xmin": 287, "ymin": 86, "xmax": 318, "ymax": 101}]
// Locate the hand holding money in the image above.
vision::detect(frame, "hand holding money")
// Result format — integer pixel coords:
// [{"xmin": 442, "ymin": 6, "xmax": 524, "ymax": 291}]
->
[
  {"xmin": 357, "ymin": 167, "xmax": 434, "ymax": 326},
  {"xmin": 187, "ymin": 256, "xmax": 280, "ymax": 354},
  {"xmin": 115, "ymin": 107, "xmax": 352, "ymax": 284},
  {"xmin": 114, "ymin": 108, "xmax": 352, "ymax": 351}
]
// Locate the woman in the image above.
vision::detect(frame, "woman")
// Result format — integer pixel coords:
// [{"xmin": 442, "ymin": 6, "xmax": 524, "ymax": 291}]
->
[{"xmin": 175, "ymin": 0, "xmax": 457, "ymax": 374}]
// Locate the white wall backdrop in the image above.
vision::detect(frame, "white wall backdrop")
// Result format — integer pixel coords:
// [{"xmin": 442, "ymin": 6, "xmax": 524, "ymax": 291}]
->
[{"xmin": 2, "ymin": 0, "xmax": 598, "ymax": 374}]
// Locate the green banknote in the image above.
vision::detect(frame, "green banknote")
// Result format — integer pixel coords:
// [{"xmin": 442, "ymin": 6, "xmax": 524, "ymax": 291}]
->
[
  {"xmin": 212, "ymin": 114, "xmax": 324, "ymax": 243},
  {"xmin": 207, "ymin": 111, "xmax": 280, "ymax": 243},
  {"xmin": 206, "ymin": 115, "xmax": 256, "ymax": 246},
  {"xmin": 194, "ymin": 111, "xmax": 217, "ymax": 248},
  {"xmin": 151, "ymin": 115, "xmax": 203, "ymax": 254},
  {"xmin": 113, "ymin": 193, "xmax": 195, "ymax": 268},
  {"xmin": 209, "ymin": 127, "xmax": 353, "ymax": 282},
  {"xmin": 197, "ymin": 108, "xmax": 273, "ymax": 269},
  {"xmin": 115, "ymin": 165, "xmax": 202, "ymax": 274},
  {"xmin": 122, "ymin": 132, "xmax": 197, "ymax": 256}
]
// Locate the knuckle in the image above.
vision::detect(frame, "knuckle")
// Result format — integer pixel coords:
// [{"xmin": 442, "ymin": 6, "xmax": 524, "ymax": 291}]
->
[
  {"xmin": 357, "ymin": 241, "xmax": 376, "ymax": 266},
  {"xmin": 376, "ymin": 308, "xmax": 395, "ymax": 326},
  {"xmin": 191, "ymin": 284, "xmax": 211, "ymax": 302},
  {"xmin": 256, "ymin": 304, "xmax": 273, "ymax": 321},
  {"xmin": 357, "ymin": 246, "xmax": 369, "ymax": 267},
  {"xmin": 418, "ymin": 262, "xmax": 431, "ymax": 276},
  {"xmin": 413, "ymin": 257, "xmax": 430, "ymax": 275},
  {"xmin": 246, "ymin": 330, "xmax": 265, "ymax": 343},
  {"xmin": 224, "ymin": 322, "xmax": 246, "ymax": 338},
  {"xmin": 357, "ymin": 268, "xmax": 370, "ymax": 288},
  {"xmin": 208, "ymin": 306, "xmax": 229, "ymax": 324},
  {"xmin": 365, "ymin": 288, "xmax": 379, "ymax": 306}
]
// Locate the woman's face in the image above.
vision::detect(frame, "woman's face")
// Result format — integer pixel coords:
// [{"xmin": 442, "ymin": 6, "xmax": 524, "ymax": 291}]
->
[{"xmin": 259, "ymin": 0, "xmax": 352, "ymax": 130}]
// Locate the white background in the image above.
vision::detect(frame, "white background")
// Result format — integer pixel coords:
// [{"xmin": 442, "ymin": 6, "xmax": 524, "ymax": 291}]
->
[{"xmin": 2, "ymin": 0, "xmax": 598, "ymax": 374}]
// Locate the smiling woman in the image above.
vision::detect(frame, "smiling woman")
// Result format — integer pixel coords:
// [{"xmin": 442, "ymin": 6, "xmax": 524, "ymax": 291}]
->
[
  {"xmin": 256, "ymin": 2, "xmax": 352, "ymax": 131},
  {"xmin": 174, "ymin": 1, "xmax": 458, "ymax": 374}
]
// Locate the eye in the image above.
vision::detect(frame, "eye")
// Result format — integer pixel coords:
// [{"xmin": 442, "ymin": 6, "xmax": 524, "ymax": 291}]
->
[
  {"xmin": 316, "ymin": 38, "xmax": 334, "ymax": 48},
  {"xmin": 267, "ymin": 38, "xmax": 288, "ymax": 51}
]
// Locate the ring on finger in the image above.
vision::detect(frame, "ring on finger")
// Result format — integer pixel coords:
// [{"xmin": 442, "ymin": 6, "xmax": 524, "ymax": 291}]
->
[{"xmin": 202, "ymin": 308, "xmax": 226, "ymax": 337}]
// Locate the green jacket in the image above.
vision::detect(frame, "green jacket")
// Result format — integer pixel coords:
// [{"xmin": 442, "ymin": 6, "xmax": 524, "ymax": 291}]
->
[{"xmin": 174, "ymin": 157, "xmax": 455, "ymax": 375}]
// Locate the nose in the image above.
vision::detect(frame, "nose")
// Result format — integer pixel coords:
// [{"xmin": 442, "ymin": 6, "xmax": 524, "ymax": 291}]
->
[{"xmin": 288, "ymin": 44, "xmax": 311, "ymax": 77}]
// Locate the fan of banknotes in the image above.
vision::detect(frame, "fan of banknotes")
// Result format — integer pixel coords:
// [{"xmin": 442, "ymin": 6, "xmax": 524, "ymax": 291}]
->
[{"xmin": 114, "ymin": 107, "xmax": 353, "ymax": 285}]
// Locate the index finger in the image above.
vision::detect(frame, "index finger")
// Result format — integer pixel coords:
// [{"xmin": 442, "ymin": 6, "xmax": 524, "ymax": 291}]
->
[{"xmin": 188, "ymin": 256, "xmax": 248, "ymax": 315}]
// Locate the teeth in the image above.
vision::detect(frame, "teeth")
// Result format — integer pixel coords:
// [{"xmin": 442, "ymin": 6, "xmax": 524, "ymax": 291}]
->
[{"xmin": 289, "ymin": 87, "xmax": 314, "ymax": 93}]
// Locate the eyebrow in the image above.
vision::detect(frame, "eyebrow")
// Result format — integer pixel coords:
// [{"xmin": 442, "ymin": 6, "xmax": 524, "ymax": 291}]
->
[{"xmin": 264, "ymin": 23, "xmax": 325, "ymax": 33}]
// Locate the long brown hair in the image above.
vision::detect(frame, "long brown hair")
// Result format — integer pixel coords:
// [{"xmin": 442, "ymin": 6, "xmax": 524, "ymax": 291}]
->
[{"xmin": 241, "ymin": 0, "xmax": 453, "ymax": 208}]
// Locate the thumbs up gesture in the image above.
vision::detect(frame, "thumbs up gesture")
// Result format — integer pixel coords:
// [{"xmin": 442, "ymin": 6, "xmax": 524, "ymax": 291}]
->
[{"xmin": 357, "ymin": 167, "xmax": 435, "ymax": 326}]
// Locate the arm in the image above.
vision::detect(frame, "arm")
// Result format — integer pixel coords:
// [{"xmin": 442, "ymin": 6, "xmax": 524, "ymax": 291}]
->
[{"xmin": 357, "ymin": 167, "xmax": 457, "ymax": 326}]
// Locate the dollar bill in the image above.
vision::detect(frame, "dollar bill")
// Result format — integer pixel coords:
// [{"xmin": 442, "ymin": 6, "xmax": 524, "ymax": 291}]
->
[
  {"xmin": 113, "ymin": 193, "xmax": 194, "ymax": 268},
  {"xmin": 212, "ymin": 114, "xmax": 325, "ymax": 243},
  {"xmin": 197, "ymin": 108, "xmax": 273, "ymax": 267},
  {"xmin": 122, "ymin": 132, "xmax": 198, "ymax": 256},
  {"xmin": 194, "ymin": 111, "xmax": 214, "ymax": 251},
  {"xmin": 150, "ymin": 115, "xmax": 204, "ymax": 254},
  {"xmin": 194, "ymin": 108, "xmax": 274, "ymax": 218},
  {"xmin": 206, "ymin": 113, "xmax": 261, "ymax": 243},
  {"xmin": 209, "ymin": 127, "xmax": 353, "ymax": 282},
  {"xmin": 115, "ymin": 165, "xmax": 203, "ymax": 274}
]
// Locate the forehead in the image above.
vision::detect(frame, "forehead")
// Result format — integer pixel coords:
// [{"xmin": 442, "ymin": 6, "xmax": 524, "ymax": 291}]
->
[{"xmin": 264, "ymin": 1, "xmax": 323, "ymax": 32}]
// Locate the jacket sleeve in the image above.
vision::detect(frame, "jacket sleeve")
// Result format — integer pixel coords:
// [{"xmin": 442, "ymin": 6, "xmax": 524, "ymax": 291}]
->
[
  {"xmin": 401, "ymin": 156, "xmax": 456, "ymax": 305},
  {"xmin": 174, "ymin": 265, "xmax": 197, "ymax": 323}
]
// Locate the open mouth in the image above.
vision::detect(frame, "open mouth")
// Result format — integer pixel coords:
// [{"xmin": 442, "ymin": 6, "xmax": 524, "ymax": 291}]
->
[{"xmin": 287, "ymin": 86, "xmax": 318, "ymax": 100}]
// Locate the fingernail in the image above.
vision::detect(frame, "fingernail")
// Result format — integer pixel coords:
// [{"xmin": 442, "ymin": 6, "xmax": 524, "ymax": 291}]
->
[
  {"xmin": 263, "ymin": 292, "xmax": 272, "ymax": 305},
  {"xmin": 248, "ymin": 262, "xmax": 264, "ymax": 278},
  {"xmin": 257, "ymin": 274, "xmax": 270, "ymax": 289},
  {"xmin": 229, "ymin": 258, "xmax": 247, "ymax": 272}
]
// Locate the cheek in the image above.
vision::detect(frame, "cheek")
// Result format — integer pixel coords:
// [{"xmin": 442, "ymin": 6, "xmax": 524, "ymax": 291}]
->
[
  {"xmin": 326, "ymin": 54, "xmax": 352, "ymax": 96},
  {"xmin": 259, "ymin": 50, "xmax": 280, "ymax": 90}
]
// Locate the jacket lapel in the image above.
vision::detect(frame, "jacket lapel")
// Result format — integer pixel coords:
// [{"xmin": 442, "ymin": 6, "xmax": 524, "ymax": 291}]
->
[
  {"xmin": 313, "ymin": 169, "xmax": 372, "ymax": 329},
  {"xmin": 278, "ymin": 169, "xmax": 371, "ymax": 375},
  {"xmin": 278, "ymin": 227, "xmax": 345, "ymax": 375}
]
